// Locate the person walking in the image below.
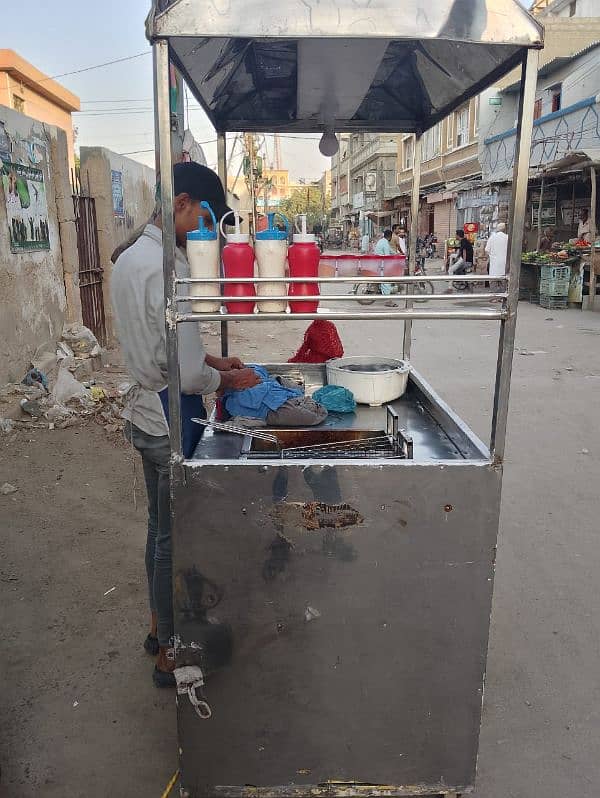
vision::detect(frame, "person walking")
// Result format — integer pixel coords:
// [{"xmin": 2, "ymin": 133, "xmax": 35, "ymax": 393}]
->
[
  {"xmin": 485, "ymin": 222, "xmax": 509, "ymax": 295},
  {"xmin": 111, "ymin": 162, "xmax": 260, "ymax": 687},
  {"xmin": 374, "ymin": 230, "xmax": 397, "ymax": 305}
]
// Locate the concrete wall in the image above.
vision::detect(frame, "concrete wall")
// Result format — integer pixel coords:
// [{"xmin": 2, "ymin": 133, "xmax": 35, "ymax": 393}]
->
[
  {"xmin": 0, "ymin": 104, "xmax": 80, "ymax": 385},
  {"xmin": 79, "ymin": 147, "xmax": 156, "ymax": 343}
]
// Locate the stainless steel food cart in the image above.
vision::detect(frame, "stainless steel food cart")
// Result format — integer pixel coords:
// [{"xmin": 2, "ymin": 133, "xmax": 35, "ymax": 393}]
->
[{"xmin": 146, "ymin": 2, "xmax": 543, "ymax": 795}]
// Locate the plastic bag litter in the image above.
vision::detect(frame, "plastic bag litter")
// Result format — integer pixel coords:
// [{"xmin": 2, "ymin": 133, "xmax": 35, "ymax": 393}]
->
[
  {"xmin": 61, "ymin": 323, "xmax": 99, "ymax": 356},
  {"xmin": 51, "ymin": 367, "xmax": 89, "ymax": 405},
  {"xmin": 312, "ymin": 385, "xmax": 356, "ymax": 413}
]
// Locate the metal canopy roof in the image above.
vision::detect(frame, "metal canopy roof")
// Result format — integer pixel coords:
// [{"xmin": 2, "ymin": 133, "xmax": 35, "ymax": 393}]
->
[{"xmin": 147, "ymin": 0, "xmax": 543, "ymax": 134}]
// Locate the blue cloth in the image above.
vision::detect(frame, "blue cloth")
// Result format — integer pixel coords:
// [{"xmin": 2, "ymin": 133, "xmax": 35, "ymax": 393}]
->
[
  {"xmin": 222, "ymin": 365, "xmax": 303, "ymax": 420},
  {"xmin": 374, "ymin": 238, "xmax": 394, "ymax": 256},
  {"xmin": 312, "ymin": 385, "xmax": 356, "ymax": 413},
  {"xmin": 158, "ymin": 389, "xmax": 206, "ymax": 459}
]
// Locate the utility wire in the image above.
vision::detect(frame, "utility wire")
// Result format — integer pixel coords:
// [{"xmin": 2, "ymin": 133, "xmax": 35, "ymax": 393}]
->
[{"xmin": 39, "ymin": 51, "xmax": 151, "ymax": 82}]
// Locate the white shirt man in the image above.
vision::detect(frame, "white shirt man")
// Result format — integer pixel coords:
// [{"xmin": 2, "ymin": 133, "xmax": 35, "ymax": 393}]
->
[
  {"xmin": 485, "ymin": 223, "xmax": 509, "ymax": 278},
  {"xmin": 361, "ymin": 233, "xmax": 370, "ymax": 254}
]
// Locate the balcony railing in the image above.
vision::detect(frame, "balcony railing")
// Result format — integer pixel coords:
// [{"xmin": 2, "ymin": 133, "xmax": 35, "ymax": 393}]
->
[
  {"xmin": 482, "ymin": 95, "xmax": 600, "ymax": 182},
  {"xmin": 350, "ymin": 137, "xmax": 397, "ymax": 170}
]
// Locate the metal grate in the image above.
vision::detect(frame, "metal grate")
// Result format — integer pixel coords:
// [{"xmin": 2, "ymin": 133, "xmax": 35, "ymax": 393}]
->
[{"xmin": 282, "ymin": 435, "xmax": 407, "ymax": 459}]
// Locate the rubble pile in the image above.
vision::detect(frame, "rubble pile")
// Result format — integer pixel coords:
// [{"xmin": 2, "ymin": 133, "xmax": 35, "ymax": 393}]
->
[{"xmin": 0, "ymin": 324, "xmax": 127, "ymax": 441}]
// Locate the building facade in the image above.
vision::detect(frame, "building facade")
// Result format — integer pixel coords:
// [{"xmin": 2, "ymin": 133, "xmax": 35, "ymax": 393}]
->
[
  {"xmin": 0, "ymin": 50, "xmax": 80, "ymax": 169},
  {"xmin": 330, "ymin": 133, "xmax": 397, "ymax": 238},
  {"xmin": 396, "ymin": 95, "xmax": 481, "ymax": 244}
]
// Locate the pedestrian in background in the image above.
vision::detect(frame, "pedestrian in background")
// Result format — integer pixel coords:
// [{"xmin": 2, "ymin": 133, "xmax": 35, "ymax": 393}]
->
[{"xmin": 485, "ymin": 222, "xmax": 509, "ymax": 296}]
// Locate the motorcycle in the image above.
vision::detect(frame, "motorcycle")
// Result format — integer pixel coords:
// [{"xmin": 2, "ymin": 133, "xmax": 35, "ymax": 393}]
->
[{"xmin": 424, "ymin": 234, "xmax": 437, "ymax": 258}]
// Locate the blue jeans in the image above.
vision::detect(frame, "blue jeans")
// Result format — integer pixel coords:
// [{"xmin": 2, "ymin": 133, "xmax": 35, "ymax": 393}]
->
[{"xmin": 125, "ymin": 422, "xmax": 173, "ymax": 647}]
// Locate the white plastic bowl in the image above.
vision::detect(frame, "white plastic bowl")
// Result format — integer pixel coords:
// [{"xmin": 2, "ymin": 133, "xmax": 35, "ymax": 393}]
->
[{"xmin": 326, "ymin": 356, "xmax": 410, "ymax": 406}]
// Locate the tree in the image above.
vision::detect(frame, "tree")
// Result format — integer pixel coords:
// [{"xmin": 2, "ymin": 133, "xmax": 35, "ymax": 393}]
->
[{"xmin": 279, "ymin": 185, "xmax": 331, "ymax": 231}]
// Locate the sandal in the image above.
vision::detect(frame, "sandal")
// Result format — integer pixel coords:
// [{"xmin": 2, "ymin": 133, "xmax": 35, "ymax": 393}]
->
[
  {"xmin": 143, "ymin": 634, "xmax": 159, "ymax": 656},
  {"xmin": 153, "ymin": 665, "xmax": 176, "ymax": 688}
]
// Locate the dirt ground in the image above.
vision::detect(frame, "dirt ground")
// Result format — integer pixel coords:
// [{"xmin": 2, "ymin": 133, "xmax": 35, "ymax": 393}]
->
[{"xmin": 1, "ymin": 296, "xmax": 600, "ymax": 797}]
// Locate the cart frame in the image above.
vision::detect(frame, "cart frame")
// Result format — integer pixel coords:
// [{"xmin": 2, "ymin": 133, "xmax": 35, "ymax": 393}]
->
[{"xmin": 146, "ymin": 3, "xmax": 543, "ymax": 795}]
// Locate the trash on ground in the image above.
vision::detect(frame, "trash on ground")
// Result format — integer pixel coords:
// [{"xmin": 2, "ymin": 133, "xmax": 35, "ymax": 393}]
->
[
  {"xmin": 0, "ymin": 418, "xmax": 15, "ymax": 433},
  {"xmin": 103, "ymin": 586, "xmax": 117, "ymax": 596},
  {"xmin": 1, "ymin": 483, "xmax": 18, "ymax": 495},
  {"xmin": 304, "ymin": 605, "xmax": 321, "ymax": 622}
]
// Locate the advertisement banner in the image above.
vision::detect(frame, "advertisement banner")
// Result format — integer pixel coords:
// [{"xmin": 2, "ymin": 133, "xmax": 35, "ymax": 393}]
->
[
  {"xmin": 111, "ymin": 169, "xmax": 124, "ymax": 217},
  {"xmin": 1, "ymin": 159, "xmax": 50, "ymax": 252}
]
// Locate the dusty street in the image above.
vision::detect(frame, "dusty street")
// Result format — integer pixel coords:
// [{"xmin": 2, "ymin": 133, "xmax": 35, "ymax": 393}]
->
[{"xmin": 1, "ymin": 297, "xmax": 600, "ymax": 797}]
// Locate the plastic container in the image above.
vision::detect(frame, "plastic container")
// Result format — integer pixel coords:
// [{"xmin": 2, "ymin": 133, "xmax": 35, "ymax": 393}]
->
[
  {"xmin": 220, "ymin": 210, "xmax": 255, "ymax": 314},
  {"xmin": 187, "ymin": 201, "xmax": 220, "ymax": 313},
  {"xmin": 255, "ymin": 212, "xmax": 289, "ymax": 313},
  {"xmin": 326, "ymin": 356, "xmax": 410, "ymax": 406},
  {"xmin": 288, "ymin": 214, "xmax": 320, "ymax": 313}
]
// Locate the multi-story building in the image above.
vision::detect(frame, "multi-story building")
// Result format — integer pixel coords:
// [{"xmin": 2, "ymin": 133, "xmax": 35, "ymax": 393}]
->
[
  {"xmin": 479, "ymin": 11, "xmax": 600, "ymax": 243},
  {"xmin": 330, "ymin": 134, "xmax": 351, "ymax": 230},
  {"xmin": 396, "ymin": 95, "xmax": 481, "ymax": 245},
  {"xmin": 0, "ymin": 50, "xmax": 80, "ymax": 168},
  {"xmin": 331, "ymin": 133, "xmax": 397, "ymax": 237}
]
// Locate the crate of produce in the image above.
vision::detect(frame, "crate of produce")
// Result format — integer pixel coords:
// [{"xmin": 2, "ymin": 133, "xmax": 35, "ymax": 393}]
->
[
  {"xmin": 540, "ymin": 294, "xmax": 568, "ymax": 310},
  {"xmin": 541, "ymin": 264, "xmax": 570, "ymax": 281}
]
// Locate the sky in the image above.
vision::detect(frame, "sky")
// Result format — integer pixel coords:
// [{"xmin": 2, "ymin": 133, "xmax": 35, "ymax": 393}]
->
[{"xmin": 4, "ymin": 0, "xmax": 330, "ymax": 180}]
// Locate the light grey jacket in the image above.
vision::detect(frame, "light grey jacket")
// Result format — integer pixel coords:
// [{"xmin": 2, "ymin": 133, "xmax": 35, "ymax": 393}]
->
[{"xmin": 110, "ymin": 224, "xmax": 220, "ymax": 436}]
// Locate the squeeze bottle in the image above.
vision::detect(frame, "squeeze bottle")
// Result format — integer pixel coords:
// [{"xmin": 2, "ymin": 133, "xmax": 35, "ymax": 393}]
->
[
  {"xmin": 287, "ymin": 214, "xmax": 320, "ymax": 313},
  {"xmin": 220, "ymin": 210, "xmax": 255, "ymax": 314},
  {"xmin": 187, "ymin": 201, "xmax": 220, "ymax": 313},
  {"xmin": 254, "ymin": 212, "xmax": 289, "ymax": 313}
]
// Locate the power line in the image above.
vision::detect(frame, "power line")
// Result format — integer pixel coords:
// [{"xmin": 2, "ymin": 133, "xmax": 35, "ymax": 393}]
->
[{"xmin": 40, "ymin": 51, "xmax": 151, "ymax": 83}]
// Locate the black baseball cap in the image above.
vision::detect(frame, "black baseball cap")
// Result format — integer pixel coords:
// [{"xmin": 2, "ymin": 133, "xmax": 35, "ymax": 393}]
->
[{"xmin": 173, "ymin": 162, "xmax": 234, "ymax": 224}]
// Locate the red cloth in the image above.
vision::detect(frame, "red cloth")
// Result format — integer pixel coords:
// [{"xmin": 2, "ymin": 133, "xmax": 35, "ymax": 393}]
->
[{"xmin": 288, "ymin": 320, "xmax": 344, "ymax": 363}]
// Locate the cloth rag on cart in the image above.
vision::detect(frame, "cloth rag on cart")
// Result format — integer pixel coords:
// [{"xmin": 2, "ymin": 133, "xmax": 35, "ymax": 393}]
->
[{"xmin": 222, "ymin": 365, "xmax": 303, "ymax": 420}]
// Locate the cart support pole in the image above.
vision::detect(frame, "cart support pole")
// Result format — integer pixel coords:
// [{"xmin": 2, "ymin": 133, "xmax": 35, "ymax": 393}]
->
[
  {"xmin": 403, "ymin": 133, "xmax": 422, "ymax": 361},
  {"xmin": 589, "ymin": 165, "xmax": 597, "ymax": 311},
  {"xmin": 154, "ymin": 39, "xmax": 183, "ymax": 459},
  {"xmin": 217, "ymin": 132, "xmax": 229, "ymax": 356},
  {"xmin": 491, "ymin": 48, "xmax": 540, "ymax": 462}
]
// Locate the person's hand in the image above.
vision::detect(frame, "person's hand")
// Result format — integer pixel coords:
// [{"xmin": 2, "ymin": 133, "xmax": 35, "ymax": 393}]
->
[
  {"xmin": 220, "ymin": 367, "xmax": 261, "ymax": 391},
  {"xmin": 217, "ymin": 356, "xmax": 244, "ymax": 371}
]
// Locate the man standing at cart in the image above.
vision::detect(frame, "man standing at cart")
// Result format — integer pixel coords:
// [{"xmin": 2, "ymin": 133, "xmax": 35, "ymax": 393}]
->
[{"xmin": 111, "ymin": 162, "xmax": 260, "ymax": 687}]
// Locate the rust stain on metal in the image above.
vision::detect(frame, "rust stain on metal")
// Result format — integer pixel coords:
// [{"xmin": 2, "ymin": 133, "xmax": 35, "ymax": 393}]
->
[{"xmin": 270, "ymin": 501, "xmax": 363, "ymax": 531}]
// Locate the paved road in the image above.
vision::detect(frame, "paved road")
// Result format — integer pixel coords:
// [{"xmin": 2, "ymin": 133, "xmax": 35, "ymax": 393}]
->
[{"xmin": 1, "ymin": 298, "xmax": 599, "ymax": 797}]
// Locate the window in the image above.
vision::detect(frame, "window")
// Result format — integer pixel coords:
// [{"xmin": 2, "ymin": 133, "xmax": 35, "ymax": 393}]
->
[
  {"xmin": 404, "ymin": 137, "xmax": 414, "ymax": 170},
  {"xmin": 551, "ymin": 86, "xmax": 562, "ymax": 113},
  {"xmin": 534, "ymin": 98, "xmax": 542, "ymax": 120},
  {"xmin": 473, "ymin": 97, "xmax": 480, "ymax": 135},
  {"xmin": 446, "ymin": 115, "xmax": 454, "ymax": 149},
  {"xmin": 12, "ymin": 94, "xmax": 25, "ymax": 113},
  {"xmin": 456, "ymin": 108, "xmax": 469, "ymax": 147},
  {"xmin": 279, "ymin": 177, "xmax": 285, "ymax": 185},
  {"xmin": 422, "ymin": 127, "xmax": 440, "ymax": 162}
]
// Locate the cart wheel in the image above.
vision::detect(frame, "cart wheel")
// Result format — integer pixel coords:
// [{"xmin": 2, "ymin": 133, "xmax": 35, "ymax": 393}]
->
[
  {"xmin": 356, "ymin": 283, "xmax": 376, "ymax": 305},
  {"xmin": 414, "ymin": 280, "xmax": 434, "ymax": 296}
]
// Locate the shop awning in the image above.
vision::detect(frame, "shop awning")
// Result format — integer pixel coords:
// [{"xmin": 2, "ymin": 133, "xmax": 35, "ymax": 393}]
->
[{"xmin": 539, "ymin": 151, "xmax": 600, "ymax": 176}]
